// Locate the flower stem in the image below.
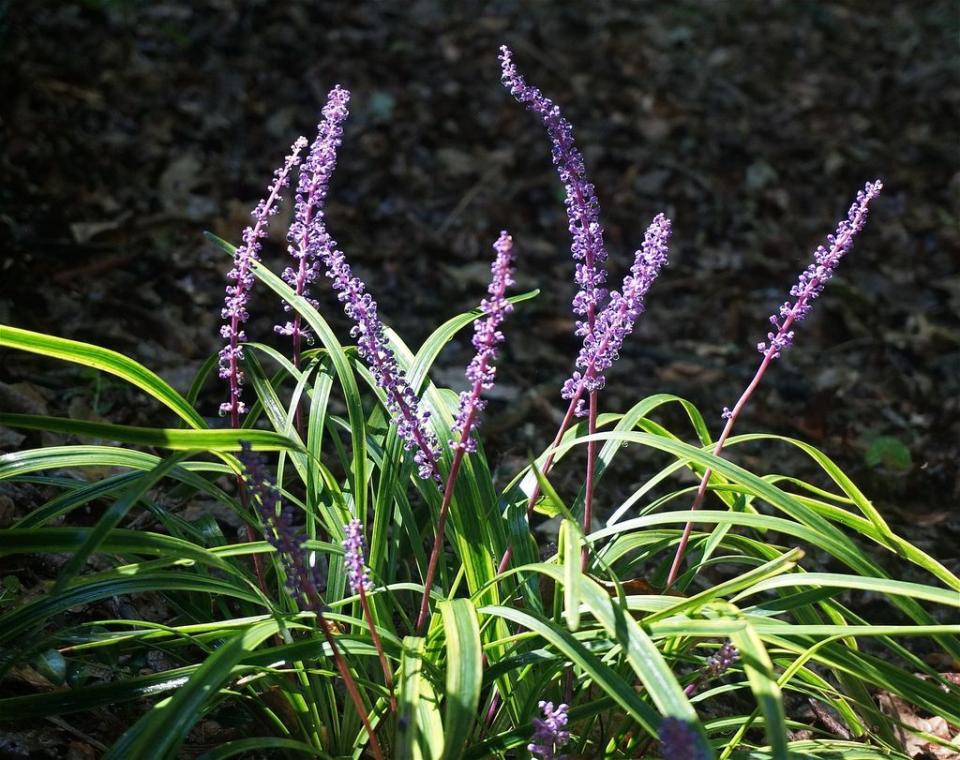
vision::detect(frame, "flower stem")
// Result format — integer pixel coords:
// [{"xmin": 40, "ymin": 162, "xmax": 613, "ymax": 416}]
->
[
  {"xmin": 582, "ymin": 390, "xmax": 598, "ymax": 571},
  {"xmin": 316, "ymin": 615, "xmax": 385, "ymax": 760},
  {"xmin": 300, "ymin": 553, "xmax": 384, "ymax": 759},
  {"xmin": 359, "ymin": 584, "xmax": 396, "ymax": 713},
  {"xmin": 416, "ymin": 443, "xmax": 468, "ymax": 633},
  {"xmin": 237, "ymin": 479, "xmax": 267, "ymax": 593},
  {"xmin": 665, "ymin": 309, "xmax": 799, "ymax": 588},
  {"xmin": 496, "ymin": 394, "xmax": 579, "ymax": 574}
]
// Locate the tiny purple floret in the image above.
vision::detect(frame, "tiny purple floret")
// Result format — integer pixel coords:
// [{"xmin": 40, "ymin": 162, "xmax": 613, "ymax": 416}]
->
[
  {"xmin": 219, "ymin": 138, "xmax": 308, "ymax": 421},
  {"xmin": 499, "ymin": 45, "xmax": 607, "ymax": 342},
  {"xmin": 450, "ymin": 231, "xmax": 515, "ymax": 453},
  {"xmin": 562, "ymin": 213, "xmax": 671, "ymax": 415},
  {"xmin": 343, "ymin": 518, "xmax": 373, "ymax": 594},
  {"xmin": 528, "ymin": 701, "xmax": 570, "ymax": 760},
  {"xmin": 758, "ymin": 180, "xmax": 883, "ymax": 359}
]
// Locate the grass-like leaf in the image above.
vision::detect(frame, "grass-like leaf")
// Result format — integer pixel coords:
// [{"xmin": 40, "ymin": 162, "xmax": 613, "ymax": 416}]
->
[{"xmin": 0, "ymin": 324, "xmax": 206, "ymax": 428}]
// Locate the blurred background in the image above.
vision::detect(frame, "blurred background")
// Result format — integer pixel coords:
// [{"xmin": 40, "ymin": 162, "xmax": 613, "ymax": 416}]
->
[{"xmin": 1, "ymin": 2, "xmax": 958, "ymax": 563}]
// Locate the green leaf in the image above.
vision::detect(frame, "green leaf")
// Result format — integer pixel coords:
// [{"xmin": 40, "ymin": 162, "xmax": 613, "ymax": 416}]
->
[
  {"xmin": 733, "ymin": 573, "xmax": 960, "ymax": 609},
  {"xmin": 0, "ymin": 529, "xmax": 250, "ymax": 579},
  {"xmin": 405, "ymin": 290, "xmax": 539, "ymax": 392},
  {"xmin": 864, "ymin": 435, "xmax": 912, "ymax": 471},
  {"xmin": 571, "ymin": 430, "xmax": 960, "ymax": 659},
  {"xmin": 438, "ymin": 600, "xmax": 482, "ymax": 760},
  {"xmin": 105, "ymin": 619, "xmax": 282, "ymax": 759},
  {"xmin": 32, "ymin": 649, "xmax": 67, "ymax": 685},
  {"xmin": 0, "ymin": 445, "xmax": 229, "ymax": 481},
  {"xmin": 560, "ymin": 519, "xmax": 582, "ymax": 632},
  {"xmin": 481, "ymin": 603, "xmax": 660, "ymax": 733},
  {"xmin": 530, "ymin": 456, "xmax": 572, "ymax": 520},
  {"xmin": 53, "ymin": 453, "xmax": 190, "ymax": 592},
  {"xmin": 0, "ymin": 414, "xmax": 298, "ymax": 453},
  {"xmin": 524, "ymin": 563, "xmax": 699, "ymax": 725},
  {"xmin": 728, "ymin": 616, "xmax": 788, "ymax": 759},
  {"xmin": 0, "ymin": 325, "xmax": 205, "ymax": 428},
  {"xmin": 397, "ymin": 635, "xmax": 443, "ymax": 760},
  {"xmin": 0, "ymin": 667, "xmax": 196, "ymax": 719},
  {"xmin": 195, "ymin": 738, "xmax": 321, "ymax": 759},
  {"xmin": 0, "ymin": 573, "xmax": 265, "ymax": 646}
]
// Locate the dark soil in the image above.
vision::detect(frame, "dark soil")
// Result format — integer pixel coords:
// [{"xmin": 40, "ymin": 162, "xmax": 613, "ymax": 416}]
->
[{"xmin": 0, "ymin": 0, "xmax": 958, "ymax": 752}]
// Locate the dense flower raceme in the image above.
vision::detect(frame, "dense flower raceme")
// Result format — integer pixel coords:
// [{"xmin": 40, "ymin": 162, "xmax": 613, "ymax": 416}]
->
[
  {"xmin": 528, "ymin": 701, "xmax": 570, "ymax": 760},
  {"xmin": 561, "ymin": 213, "xmax": 671, "ymax": 415},
  {"xmin": 758, "ymin": 180, "xmax": 883, "ymax": 359},
  {"xmin": 315, "ymin": 225, "xmax": 442, "ymax": 482},
  {"xmin": 275, "ymin": 86, "xmax": 351, "ymax": 349},
  {"xmin": 342, "ymin": 518, "xmax": 373, "ymax": 594},
  {"xmin": 237, "ymin": 443, "xmax": 325, "ymax": 612},
  {"xmin": 659, "ymin": 717, "xmax": 709, "ymax": 760},
  {"xmin": 499, "ymin": 45, "xmax": 607, "ymax": 341},
  {"xmin": 219, "ymin": 138, "xmax": 308, "ymax": 422},
  {"xmin": 450, "ymin": 231, "xmax": 515, "ymax": 452}
]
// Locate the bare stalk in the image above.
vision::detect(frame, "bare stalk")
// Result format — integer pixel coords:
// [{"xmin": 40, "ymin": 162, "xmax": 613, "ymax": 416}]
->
[{"xmin": 359, "ymin": 585, "xmax": 396, "ymax": 713}]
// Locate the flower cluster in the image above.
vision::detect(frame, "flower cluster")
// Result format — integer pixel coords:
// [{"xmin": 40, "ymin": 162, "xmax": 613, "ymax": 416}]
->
[
  {"xmin": 276, "ymin": 86, "xmax": 351, "ymax": 347},
  {"xmin": 706, "ymin": 641, "xmax": 739, "ymax": 677},
  {"xmin": 219, "ymin": 138, "xmax": 308, "ymax": 422},
  {"xmin": 758, "ymin": 180, "xmax": 883, "ymax": 359},
  {"xmin": 562, "ymin": 213, "xmax": 671, "ymax": 415},
  {"xmin": 316, "ymin": 227, "xmax": 442, "ymax": 482},
  {"xmin": 659, "ymin": 717, "xmax": 709, "ymax": 760},
  {"xmin": 450, "ymin": 231, "xmax": 515, "ymax": 452},
  {"xmin": 237, "ymin": 443, "xmax": 325, "ymax": 613},
  {"xmin": 499, "ymin": 45, "xmax": 607, "ymax": 342},
  {"xmin": 342, "ymin": 518, "xmax": 373, "ymax": 594},
  {"xmin": 528, "ymin": 701, "xmax": 570, "ymax": 760}
]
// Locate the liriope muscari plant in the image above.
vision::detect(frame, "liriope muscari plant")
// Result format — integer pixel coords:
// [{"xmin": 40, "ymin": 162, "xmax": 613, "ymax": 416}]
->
[{"xmin": 0, "ymin": 44, "xmax": 957, "ymax": 760}]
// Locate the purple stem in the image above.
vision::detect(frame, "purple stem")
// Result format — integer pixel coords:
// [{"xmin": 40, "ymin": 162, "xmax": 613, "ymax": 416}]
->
[
  {"xmin": 496, "ymin": 394, "xmax": 580, "ymax": 575},
  {"xmin": 358, "ymin": 583, "xmax": 396, "ymax": 713},
  {"xmin": 583, "ymin": 392, "xmax": 598, "ymax": 571}
]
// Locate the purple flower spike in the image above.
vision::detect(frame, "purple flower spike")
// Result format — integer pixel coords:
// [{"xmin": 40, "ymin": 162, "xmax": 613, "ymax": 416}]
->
[
  {"xmin": 450, "ymin": 231, "xmax": 516, "ymax": 453},
  {"xmin": 343, "ymin": 518, "xmax": 373, "ymax": 594},
  {"xmin": 315, "ymin": 226, "xmax": 441, "ymax": 483},
  {"xmin": 659, "ymin": 717, "xmax": 709, "ymax": 760},
  {"xmin": 219, "ymin": 137, "xmax": 308, "ymax": 423},
  {"xmin": 562, "ymin": 213, "xmax": 671, "ymax": 415},
  {"xmin": 528, "ymin": 701, "xmax": 570, "ymax": 760},
  {"xmin": 276, "ymin": 86, "xmax": 351, "ymax": 346},
  {"xmin": 499, "ymin": 45, "xmax": 607, "ymax": 342},
  {"xmin": 758, "ymin": 180, "xmax": 883, "ymax": 359}
]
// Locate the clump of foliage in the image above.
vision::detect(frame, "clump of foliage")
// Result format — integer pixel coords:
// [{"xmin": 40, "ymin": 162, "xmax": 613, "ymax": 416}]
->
[{"xmin": 0, "ymin": 45, "xmax": 957, "ymax": 760}]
